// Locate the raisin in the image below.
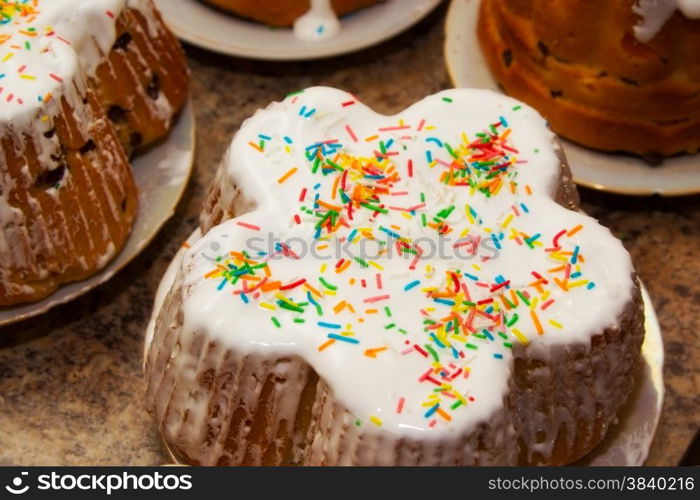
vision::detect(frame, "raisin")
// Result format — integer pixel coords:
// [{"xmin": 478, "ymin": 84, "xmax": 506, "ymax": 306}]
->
[
  {"xmin": 113, "ymin": 32, "xmax": 132, "ymax": 50},
  {"xmin": 79, "ymin": 139, "xmax": 96, "ymax": 155},
  {"xmin": 34, "ymin": 165, "xmax": 66, "ymax": 189},
  {"xmin": 503, "ymin": 49, "xmax": 513, "ymax": 68}
]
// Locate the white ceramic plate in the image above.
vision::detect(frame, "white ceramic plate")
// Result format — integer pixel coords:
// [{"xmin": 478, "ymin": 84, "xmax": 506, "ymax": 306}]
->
[
  {"xmin": 444, "ymin": 0, "xmax": 700, "ymax": 196},
  {"xmin": 0, "ymin": 101, "xmax": 196, "ymax": 328},
  {"xmin": 583, "ymin": 284, "xmax": 664, "ymax": 466},
  {"xmin": 154, "ymin": 0, "xmax": 443, "ymax": 60},
  {"xmin": 147, "ymin": 229, "xmax": 663, "ymax": 466}
]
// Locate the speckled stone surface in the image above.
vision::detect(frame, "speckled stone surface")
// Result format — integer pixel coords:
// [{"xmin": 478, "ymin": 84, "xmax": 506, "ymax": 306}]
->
[{"xmin": 0, "ymin": 4, "xmax": 698, "ymax": 466}]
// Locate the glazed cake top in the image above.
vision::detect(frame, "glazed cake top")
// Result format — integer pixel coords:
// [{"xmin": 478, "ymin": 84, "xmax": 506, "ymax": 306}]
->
[
  {"xmin": 0, "ymin": 0, "xmax": 133, "ymax": 122},
  {"xmin": 177, "ymin": 87, "xmax": 636, "ymax": 438}
]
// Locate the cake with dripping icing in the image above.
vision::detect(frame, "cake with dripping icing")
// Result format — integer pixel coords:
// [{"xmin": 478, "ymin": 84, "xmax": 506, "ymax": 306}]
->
[
  {"xmin": 145, "ymin": 87, "xmax": 644, "ymax": 465},
  {"xmin": 200, "ymin": 0, "xmax": 380, "ymax": 40},
  {"xmin": 477, "ymin": 0, "xmax": 700, "ymax": 158},
  {"xmin": 0, "ymin": 0, "xmax": 188, "ymax": 306}
]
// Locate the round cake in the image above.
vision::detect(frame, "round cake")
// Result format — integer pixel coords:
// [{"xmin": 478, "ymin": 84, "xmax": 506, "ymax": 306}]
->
[
  {"xmin": 201, "ymin": 0, "xmax": 380, "ymax": 39},
  {"xmin": 145, "ymin": 87, "xmax": 644, "ymax": 466},
  {"xmin": 477, "ymin": 0, "xmax": 700, "ymax": 158},
  {"xmin": 0, "ymin": 0, "xmax": 189, "ymax": 306}
]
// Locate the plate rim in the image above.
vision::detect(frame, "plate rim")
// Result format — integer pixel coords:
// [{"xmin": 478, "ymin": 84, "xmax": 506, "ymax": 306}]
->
[
  {"xmin": 443, "ymin": 0, "xmax": 700, "ymax": 197},
  {"xmin": 155, "ymin": 0, "xmax": 444, "ymax": 61},
  {"xmin": 0, "ymin": 100, "xmax": 196, "ymax": 328}
]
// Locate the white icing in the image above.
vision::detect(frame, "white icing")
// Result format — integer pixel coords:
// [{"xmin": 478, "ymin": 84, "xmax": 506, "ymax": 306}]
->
[
  {"xmin": 678, "ymin": 0, "xmax": 700, "ymax": 15},
  {"xmin": 633, "ymin": 0, "xmax": 700, "ymax": 42},
  {"xmin": 0, "ymin": 0, "xmax": 133, "ymax": 123},
  {"xmin": 144, "ymin": 230, "xmax": 200, "ymax": 361},
  {"xmin": 177, "ymin": 87, "xmax": 635, "ymax": 440},
  {"xmin": 96, "ymin": 241, "xmax": 116, "ymax": 269},
  {"xmin": 293, "ymin": 0, "xmax": 341, "ymax": 41}
]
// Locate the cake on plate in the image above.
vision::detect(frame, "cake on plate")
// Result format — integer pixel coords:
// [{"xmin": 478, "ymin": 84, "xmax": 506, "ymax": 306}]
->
[
  {"xmin": 0, "ymin": 0, "xmax": 189, "ymax": 306},
  {"xmin": 145, "ymin": 87, "xmax": 644, "ymax": 465},
  {"xmin": 477, "ymin": 0, "xmax": 700, "ymax": 158}
]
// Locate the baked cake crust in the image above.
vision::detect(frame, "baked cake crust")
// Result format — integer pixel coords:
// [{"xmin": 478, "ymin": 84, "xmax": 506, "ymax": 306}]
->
[
  {"xmin": 92, "ymin": 3, "xmax": 189, "ymax": 155},
  {"xmin": 0, "ymin": 79, "xmax": 137, "ymax": 306},
  {"xmin": 477, "ymin": 0, "xmax": 700, "ymax": 157}
]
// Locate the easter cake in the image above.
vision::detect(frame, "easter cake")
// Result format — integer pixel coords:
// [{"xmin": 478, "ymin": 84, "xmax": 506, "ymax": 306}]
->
[
  {"xmin": 0, "ymin": 0, "xmax": 188, "ymax": 306},
  {"xmin": 477, "ymin": 0, "xmax": 700, "ymax": 157},
  {"xmin": 145, "ymin": 87, "xmax": 644, "ymax": 465}
]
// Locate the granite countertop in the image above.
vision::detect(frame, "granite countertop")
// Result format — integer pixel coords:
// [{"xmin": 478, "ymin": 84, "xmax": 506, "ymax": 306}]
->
[{"xmin": 0, "ymin": 5, "xmax": 698, "ymax": 466}]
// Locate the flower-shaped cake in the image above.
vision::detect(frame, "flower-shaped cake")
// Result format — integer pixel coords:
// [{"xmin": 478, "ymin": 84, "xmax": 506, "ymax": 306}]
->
[{"xmin": 146, "ymin": 87, "xmax": 644, "ymax": 465}]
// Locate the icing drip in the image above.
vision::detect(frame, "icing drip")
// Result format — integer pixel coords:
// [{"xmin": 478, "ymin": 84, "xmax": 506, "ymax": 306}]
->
[
  {"xmin": 633, "ymin": 0, "xmax": 700, "ymax": 42},
  {"xmin": 678, "ymin": 0, "xmax": 700, "ymax": 15},
  {"xmin": 293, "ymin": 0, "xmax": 341, "ymax": 41},
  {"xmin": 177, "ymin": 87, "xmax": 635, "ymax": 439}
]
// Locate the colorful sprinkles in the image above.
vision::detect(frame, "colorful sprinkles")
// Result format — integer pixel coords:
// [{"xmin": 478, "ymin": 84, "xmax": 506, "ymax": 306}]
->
[
  {"xmin": 0, "ymin": 0, "xmax": 118, "ymax": 109},
  {"xmin": 199, "ymin": 90, "xmax": 600, "ymax": 430}
]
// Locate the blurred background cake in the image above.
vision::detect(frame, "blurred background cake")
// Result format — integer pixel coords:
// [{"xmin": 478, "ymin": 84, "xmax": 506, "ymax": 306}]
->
[
  {"xmin": 201, "ymin": 0, "xmax": 380, "ymax": 26},
  {"xmin": 477, "ymin": 0, "xmax": 700, "ymax": 158},
  {"xmin": 0, "ymin": 0, "xmax": 189, "ymax": 306}
]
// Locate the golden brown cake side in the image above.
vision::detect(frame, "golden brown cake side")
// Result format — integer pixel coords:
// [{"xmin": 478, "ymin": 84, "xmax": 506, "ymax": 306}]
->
[
  {"xmin": 0, "ymin": 77, "xmax": 138, "ymax": 306},
  {"xmin": 477, "ymin": 0, "xmax": 700, "ymax": 156},
  {"xmin": 91, "ymin": 0, "xmax": 190, "ymax": 155},
  {"xmin": 201, "ymin": 0, "xmax": 380, "ymax": 27},
  {"xmin": 513, "ymin": 287, "xmax": 644, "ymax": 465}
]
